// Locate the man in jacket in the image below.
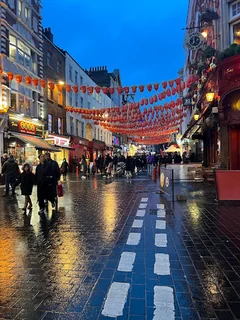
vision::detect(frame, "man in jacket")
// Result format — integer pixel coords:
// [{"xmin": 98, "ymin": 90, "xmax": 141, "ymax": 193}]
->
[
  {"xmin": 2, "ymin": 155, "xmax": 20, "ymax": 197},
  {"xmin": 44, "ymin": 152, "xmax": 60, "ymax": 207}
]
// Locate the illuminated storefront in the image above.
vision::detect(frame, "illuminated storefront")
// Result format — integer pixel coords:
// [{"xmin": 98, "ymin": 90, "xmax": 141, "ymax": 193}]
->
[
  {"xmin": 45, "ymin": 134, "xmax": 74, "ymax": 166},
  {"xmin": 6, "ymin": 115, "xmax": 58, "ymax": 166}
]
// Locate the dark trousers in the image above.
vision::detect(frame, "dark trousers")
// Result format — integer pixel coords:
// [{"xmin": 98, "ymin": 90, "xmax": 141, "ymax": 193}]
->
[
  {"xmin": 37, "ymin": 184, "xmax": 57, "ymax": 209},
  {"xmin": 5, "ymin": 175, "xmax": 16, "ymax": 195}
]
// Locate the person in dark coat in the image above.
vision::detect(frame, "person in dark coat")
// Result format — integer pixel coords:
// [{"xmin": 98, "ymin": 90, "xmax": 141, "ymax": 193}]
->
[
  {"xmin": 61, "ymin": 158, "xmax": 69, "ymax": 179},
  {"xmin": 15, "ymin": 163, "xmax": 35, "ymax": 211},
  {"xmin": 45, "ymin": 152, "xmax": 60, "ymax": 206},
  {"xmin": 80, "ymin": 155, "xmax": 87, "ymax": 178},
  {"xmin": 126, "ymin": 156, "xmax": 134, "ymax": 178},
  {"xmin": 2, "ymin": 155, "xmax": 20, "ymax": 197}
]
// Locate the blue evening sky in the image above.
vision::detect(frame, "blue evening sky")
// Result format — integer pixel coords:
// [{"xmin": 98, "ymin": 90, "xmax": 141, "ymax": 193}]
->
[{"xmin": 42, "ymin": 0, "xmax": 189, "ymax": 87}]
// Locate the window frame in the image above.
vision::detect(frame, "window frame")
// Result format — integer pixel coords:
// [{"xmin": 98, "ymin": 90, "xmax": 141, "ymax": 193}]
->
[
  {"xmin": 48, "ymin": 114, "xmax": 53, "ymax": 133},
  {"xmin": 57, "ymin": 117, "xmax": 62, "ymax": 135},
  {"xmin": 47, "ymin": 51, "xmax": 52, "ymax": 67}
]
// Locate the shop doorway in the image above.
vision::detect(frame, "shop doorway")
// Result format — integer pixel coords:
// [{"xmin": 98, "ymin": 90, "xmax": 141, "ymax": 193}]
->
[
  {"xmin": 229, "ymin": 126, "xmax": 240, "ymax": 170},
  {"xmin": 86, "ymin": 123, "xmax": 93, "ymax": 141}
]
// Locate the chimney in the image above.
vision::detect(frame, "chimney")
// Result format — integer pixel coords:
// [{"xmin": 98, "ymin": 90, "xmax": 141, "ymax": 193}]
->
[{"xmin": 44, "ymin": 27, "xmax": 53, "ymax": 43}]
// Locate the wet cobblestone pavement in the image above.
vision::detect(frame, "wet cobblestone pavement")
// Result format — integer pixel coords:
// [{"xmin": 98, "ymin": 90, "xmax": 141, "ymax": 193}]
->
[{"xmin": 1, "ymin": 175, "xmax": 240, "ymax": 319}]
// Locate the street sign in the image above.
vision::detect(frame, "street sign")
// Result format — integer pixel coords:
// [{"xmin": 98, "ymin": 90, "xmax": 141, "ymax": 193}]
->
[
  {"xmin": 185, "ymin": 32, "xmax": 205, "ymax": 51},
  {"xmin": 183, "ymin": 98, "xmax": 192, "ymax": 106}
]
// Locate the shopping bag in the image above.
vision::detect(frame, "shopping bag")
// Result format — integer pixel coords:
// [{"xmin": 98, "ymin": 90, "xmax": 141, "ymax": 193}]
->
[{"xmin": 57, "ymin": 182, "xmax": 64, "ymax": 197}]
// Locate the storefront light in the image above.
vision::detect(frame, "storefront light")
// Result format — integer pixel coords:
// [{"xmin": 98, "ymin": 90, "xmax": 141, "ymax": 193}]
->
[
  {"xmin": 201, "ymin": 31, "xmax": 208, "ymax": 38},
  {"xmin": 58, "ymin": 81, "xmax": 65, "ymax": 85},
  {"xmin": 206, "ymin": 92, "xmax": 215, "ymax": 102}
]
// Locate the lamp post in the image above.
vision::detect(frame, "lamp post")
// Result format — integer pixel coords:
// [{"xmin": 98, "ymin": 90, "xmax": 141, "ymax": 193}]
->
[{"xmin": 206, "ymin": 92, "xmax": 215, "ymax": 102}]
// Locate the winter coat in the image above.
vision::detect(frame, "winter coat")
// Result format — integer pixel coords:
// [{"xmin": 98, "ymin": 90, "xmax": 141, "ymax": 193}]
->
[
  {"xmin": 2, "ymin": 158, "xmax": 19, "ymax": 178},
  {"xmin": 126, "ymin": 157, "xmax": 134, "ymax": 172},
  {"xmin": 61, "ymin": 161, "xmax": 69, "ymax": 174},
  {"xmin": 15, "ymin": 172, "xmax": 35, "ymax": 196},
  {"xmin": 81, "ymin": 159, "xmax": 87, "ymax": 173}
]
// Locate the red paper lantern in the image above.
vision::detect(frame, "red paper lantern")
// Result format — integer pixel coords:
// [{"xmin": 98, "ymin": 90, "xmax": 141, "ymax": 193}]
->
[
  {"xmin": 117, "ymin": 86, "xmax": 123, "ymax": 94},
  {"xmin": 25, "ymin": 76, "xmax": 32, "ymax": 85},
  {"xmin": 7, "ymin": 72, "xmax": 14, "ymax": 81},
  {"xmin": 132, "ymin": 86, "xmax": 137, "ymax": 93},
  {"xmin": 102, "ymin": 87, "xmax": 108, "ymax": 94},
  {"xmin": 48, "ymin": 82, "xmax": 55, "ymax": 91},
  {"xmin": 15, "ymin": 74, "xmax": 22, "ymax": 83},
  {"xmin": 144, "ymin": 98, "xmax": 148, "ymax": 105},
  {"xmin": 153, "ymin": 83, "xmax": 159, "ymax": 91},
  {"xmin": 175, "ymin": 78, "xmax": 181, "ymax": 86},
  {"xmin": 57, "ymin": 84, "xmax": 63, "ymax": 91},
  {"xmin": 40, "ymin": 80, "xmax": 46, "ymax": 88},
  {"xmin": 171, "ymin": 88, "xmax": 176, "ymax": 95},
  {"xmin": 66, "ymin": 84, "xmax": 71, "ymax": 92},
  {"xmin": 123, "ymin": 86, "xmax": 129, "ymax": 94},
  {"xmin": 162, "ymin": 81, "xmax": 167, "ymax": 89},
  {"xmin": 80, "ymin": 85, "xmax": 87, "ymax": 93},
  {"xmin": 147, "ymin": 84, "xmax": 152, "ymax": 92},
  {"xmin": 139, "ymin": 85, "xmax": 144, "ymax": 92},
  {"xmin": 109, "ymin": 87, "xmax": 114, "ymax": 94},
  {"xmin": 87, "ymin": 86, "xmax": 94, "ymax": 94},
  {"xmin": 166, "ymin": 89, "xmax": 171, "ymax": 97},
  {"xmin": 95, "ymin": 86, "xmax": 101, "ymax": 94},
  {"xmin": 32, "ymin": 78, "xmax": 39, "ymax": 87},
  {"xmin": 72, "ymin": 86, "xmax": 79, "ymax": 94},
  {"xmin": 180, "ymin": 81, "xmax": 185, "ymax": 90},
  {"xmin": 168, "ymin": 80, "xmax": 174, "ymax": 87},
  {"xmin": 150, "ymin": 97, "xmax": 154, "ymax": 104}
]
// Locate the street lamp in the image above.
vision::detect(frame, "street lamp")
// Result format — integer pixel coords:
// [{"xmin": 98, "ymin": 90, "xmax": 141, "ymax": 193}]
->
[
  {"xmin": 206, "ymin": 92, "xmax": 215, "ymax": 102},
  {"xmin": 194, "ymin": 110, "xmax": 200, "ymax": 121}
]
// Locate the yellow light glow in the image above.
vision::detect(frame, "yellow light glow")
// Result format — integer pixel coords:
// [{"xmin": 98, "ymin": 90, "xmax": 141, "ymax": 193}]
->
[
  {"xmin": 201, "ymin": 31, "xmax": 208, "ymax": 38},
  {"xmin": 194, "ymin": 114, "xmax": 200, "ymax": 121},
  {"xmin": 58, "ymin": 81, "xmax": 65, "ymax": 85},
  {"xmin": 206, "ymin": 92, "xmax": 215, "ymax": 102}
]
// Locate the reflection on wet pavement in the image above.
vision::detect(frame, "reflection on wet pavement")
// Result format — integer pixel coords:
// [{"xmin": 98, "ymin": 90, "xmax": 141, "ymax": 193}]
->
[{"xmin": 0, "ymin": 176, "xmax": 240, "ymax": 319}]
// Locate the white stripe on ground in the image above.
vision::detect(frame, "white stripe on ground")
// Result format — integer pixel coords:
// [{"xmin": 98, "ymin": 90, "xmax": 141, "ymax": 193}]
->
[
  {"xmin": 139, "ymin": 203, "xmax": 147, "ymax": 209},
  {"xmin": 155, "ymin": 234, "xmax": 167, "ymax": 247},
  {"xmin": 154, "ymin": 253, "xmax": 170, "ymax": 275},
  {"xmin": 126, "ymin": 233, "xmax": 141, "ymax": 245},
  {"xmin": 101, "ymin": 282, "xmax": 130, "ymax": 317},
  {"xmin": 157, "ymin": 204, "xmax": 165, "ymax": 209},
  {"xmin": 156, "ymin": 220, "xmax": 166, "ymax": 230},
  {"xmin": 132, "ymin": 219, "xmax": 143, "ymax": 228},
  {"xmin": 153, "ymin": 286, "xmax": 175, "ymax": 320},
  {"xmin": 136, "ymin": 210, "xmax": 146, "ymax": 217},
  {"xmin": 157, "ymin": 210, "xmax": 166, "ymax": 218},
  {"xmin": 117, "ymin": 252, "xmax": 136, "ymax": 272},
  {"xmin": 141, "ymin": 198, "xmax": 148, "ymax": 202}
]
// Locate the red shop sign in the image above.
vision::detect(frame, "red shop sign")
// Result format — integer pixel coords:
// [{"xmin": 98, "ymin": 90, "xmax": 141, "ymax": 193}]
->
[{"xmin": 18, "ymin": 121, "xmax": 36, "ymax": 134}]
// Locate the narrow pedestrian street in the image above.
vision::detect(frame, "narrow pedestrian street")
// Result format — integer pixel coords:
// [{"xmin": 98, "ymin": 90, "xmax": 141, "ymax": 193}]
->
[{"xmin": 1, "ymin": 175, "xmax": 240, "ymax": 319}]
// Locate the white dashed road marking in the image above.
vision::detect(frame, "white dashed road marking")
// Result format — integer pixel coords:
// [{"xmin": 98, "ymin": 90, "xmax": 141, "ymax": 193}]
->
[
  {"xmin": 136, "ymin": 210, "xmax": 146, "ymax": 217},
  {"xmin": 157, "ymin": 204, "xmax": 165, "ymax": 209},
  {"xmin": 155, "ymin": 234, "xmax": 167, "ymax": 247},
  {"xmin": 117, "ymin": 252, "xmax": 136, "ymax": 272},
  {"xmin": 153, "ymin": 286, "xmax": 175, "ymax": 320},
  {"xmin": 132, "ymin": 219, "xmax": 143, "ymax": 228},
  {"xmin": 156, "ymin": 220, "xmax": 166, "ymax": 230},
  {"xmin": 139, "ymin": 203, "xmax": 147, "ymax": 209},
  {"xmin": 154, "ymin": 253, "xmax": 170, "ymax": 275},
  {"xmin": 141, "ymin": 198, "xmax": 148, "ymax": 202},
  {"xmin": 102, "ymin": 282, "xmax": 130, "ymax": 317},
  {"xmin": 157, "ymin": 210, "xmax": 166, "ymax": 218},
  {"xmin": 126, "ymin": 233, "xmax": 141, "ymax": 245}
]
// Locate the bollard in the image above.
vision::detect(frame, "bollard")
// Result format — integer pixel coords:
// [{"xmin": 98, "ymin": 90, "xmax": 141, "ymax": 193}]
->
[
  {"xmin": 76, "ymin": 166, "xmax": 79, "ymax": 176},
  {"xmin": 153, "ymin": 166, "xmax": 157, "ymax": 182}
]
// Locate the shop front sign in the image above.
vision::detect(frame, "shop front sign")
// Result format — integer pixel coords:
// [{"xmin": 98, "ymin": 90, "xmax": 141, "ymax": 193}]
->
[
  {"xmin": 53, "ymin": 136, "xmax": 70, "ymax": 147},
  {"xmin": 9, "ymin": 117, "xmax": 43, "ymax": 136}
]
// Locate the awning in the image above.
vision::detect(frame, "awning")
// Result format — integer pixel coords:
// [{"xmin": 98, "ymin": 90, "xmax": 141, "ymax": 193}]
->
[
  {"xmin": 54, "ymin": 145, "xmax": 75, "ymax": 150},
  {"xmin": 10, "ymin": 132, "xmax": 60, "ymax": 152}
]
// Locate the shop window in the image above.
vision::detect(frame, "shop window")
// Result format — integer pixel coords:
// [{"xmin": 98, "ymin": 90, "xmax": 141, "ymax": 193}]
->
[
  {"xmin": 231, "ymin": 1, "xmax": 240, "ymax": 18},
  {"xmin": 57, "ymin": 60, "xmax": 61, "ymax": 74},
  {"xmin": 75, "ymin": 71, "xmax": 78, "ymax": 84},
  {"xmin": 69, "ymin": 65, "xmax": 73, "ymax": 81},
  {"xmin": 47, "ymin": 51, "xmax": 52, "ymax": 67},
  {"xmin": 10, "ymin": 93, "xmax": 17, "ymax": 112},
  {"xmin": 18, "ymin": 0, "xmax": 22, "ymax": 16},
  {"xmin": 9, "ymin": 35, "xmax": 32, "ymax": 70},
  {"xmin": 232, "ymin": 21, "xmax": 240, "ymax": 44},
  {"xmin": 58, "ymin": 90, "xmax": 63, "ymax": 105},
  {"xmin": 70, "ymin": 117, "xmax": 74, "ymax": 135},
  {"xmin": 48, "ymin": 86, "xmax": 53, "ymax": 100},
  {"xmin": 48, "ymin": 114, "xmax": 53, "ymax": 133},
  {"xmin": 81, "ymin": 122, "xmax": 84, "ymax": 138},
  {"xmin": 19, "ymin": 95, "xmax": 30, "ymax": 115},
  {"xmin": 57, "ymin": 117, "xmax": 62, "ymax": 134}
]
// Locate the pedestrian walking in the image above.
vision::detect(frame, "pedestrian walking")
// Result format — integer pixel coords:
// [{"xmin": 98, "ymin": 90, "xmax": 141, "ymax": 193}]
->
[
  {"xmin": 45, "ymin": 152, "xmax": 61, "ymax": 207},
  {"xmin": 61, "ymin": 158, "xmax": 69, "ymax": 179},
  {"xmin": 72, "ymin": 156, "xmax": 78, "ymax": 173},
  {"xmin": 14, "ymin": 163, "xmax": 35, "ymax": 212},
  {"xmin": 2, "ymin": 155, "xmax": 20, "ymax": 197},
  {"xmin": 126, "ymin": 156, "xmax": 134, "ymax": 179},
  {"xmin": 80, "ymin": 155, "xmax": 87, "ymax": 179},
  {"xmin": 1, "ymin": 153, "xmax": 8, "ymax": 166}
]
